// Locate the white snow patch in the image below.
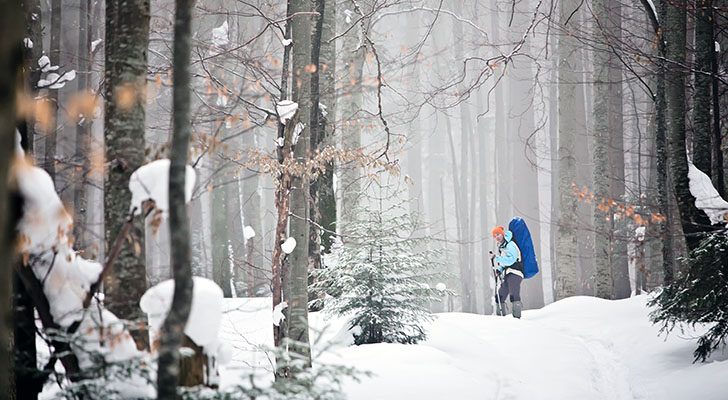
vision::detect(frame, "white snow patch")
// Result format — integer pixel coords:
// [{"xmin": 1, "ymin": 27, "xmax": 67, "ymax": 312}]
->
[
  {"xmin": 91, "ymin": 38, "xmax": 103, "ymax": 53},
  {"xmin": 635, "ymin": 226, "xmax": 646, "ymax": 241},
  {"xmin": 344, "ymin": 9, "xmax": 353, "ymax": 24},
  {"xmin": 272, "ymin": 301, "xmax": 287, "ymax": 327},
  {"xmin": 243, "ymin": 226, "xmax": 256, "ymax": 240},
  {"xmin": 15, "ymin": 149, "xmax": 150, "ymax": 395},
  {"xmin": 281, "ymin": 38, "xmax": 292, "ymax": 47},
  {"xmin": 24, "ymin": 38, "xmax": 33, "ymax": 49},
  {"xmin": 688, "ymin": 161, "xmax": 728, "ymax": 225},
  {"xmin": 716, "ymin": 41, "xmax": 721, "ymax": 53},
  {"xmin": 292, "ymin": 122, "xmax": 305, "ymax": 145},
  {"xmin": 435, "ymin": 282, "xmax": 447, "ymax": 291},
  {"xmin": 140, "ymin": 277, "xmax": 228, "ymax": 358},
  {"xmin": 38, "ymin": 55, "xmax": 54, "ymax": 72},
  {"xmin": 212, "ymin": 20, "xmax": 229, "ymax": 48},
  {"xmin": 275, "ymin": 137, "xmax": 285, "ymax": 148},
  {"xmin": 281, "ymin": 237, "xmax": 297, "ymax": 254},
  {"xmin": 38, "ymin": 69, "xmax": 76, "ymax": 89},
  {"xmin": 128, "ymin": 159, "xmax": 196, "ymax": 215},
  {"xmin": 275, "ymin": 100, "xmax": 298, "ymax": 125},
  {"xmin": 216, "ymin": 92, "xmax": 229, "ymax": 107}
]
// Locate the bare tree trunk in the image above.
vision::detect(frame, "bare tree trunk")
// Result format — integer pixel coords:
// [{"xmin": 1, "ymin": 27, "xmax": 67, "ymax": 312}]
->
[
  {"xmin": 555, "ymin": 0, "xmax": 584, "ymax": 299},
  {"xmin": 508, "ymin": 0, "xmax": 544, "ymax": 309},
  {"xmin": 337, "ymin": 4, "xmax": 365, "ymax": 232},
  {"xmin": 272, "ymin": 0, "xmax": 293, "ymax": 352},
  {"xmin": 157, "ymin": 0, "xmax": 195, "ymax": 396},
  {"xmin": 693, "ymin": 0, "xmax": 713, "ymax": 176},
  {"xmin": 73, "ymin": 0, "xmax": 92, "ymax": 251},
  {"xmin": 14, "ymin": 2, "xmax": 44, "ymax": 398},
  {"xmin": 227, "ymin": 179, "xmax": 245, "ymax": 297},
  {"xmin": 319, "ymin": 0, "xmax": 337, "ymax": 239},
  {"xmin": 103, "ymin": 0, "xmax": 150, "ymax": 350},
  {"xmin": 593, "ymin": 0, "xmax": 628, "ymax": 299},
  {"xmin": 0, "ymin": 2, "xmax": 23, "ymax": 396},
  {"xmin": 20, "ymin": 0, "xmax": 42, "ymax": 154},
  {"xmin": 665, "ymin": 0, "xmax": 712, "ymax": 251},
  {"xmin": 287, "ymin": 0, "xmax": 316, "ymax": 368},
  {"xmin": 45, "ymin": 0, "xmax": 62, "ymax": 181},
  {"xmin": 212, "ymin": 171, "xmax": 231, "ymax": 297}
]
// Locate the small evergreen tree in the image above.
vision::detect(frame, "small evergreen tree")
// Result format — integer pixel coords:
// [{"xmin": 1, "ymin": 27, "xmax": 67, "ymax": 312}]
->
[
  {"xmin": 649, "ymin": 232, "xmax": 728, "ymax": 361},
  {"xmin": 311, "ymin": 200, "xmax": 446, "ymax": 345}
]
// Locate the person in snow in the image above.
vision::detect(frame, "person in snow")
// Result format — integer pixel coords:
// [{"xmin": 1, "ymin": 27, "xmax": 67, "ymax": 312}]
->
[{"xmin": 491, "ymin": 226, "xmax": 523, "ymax": 318}]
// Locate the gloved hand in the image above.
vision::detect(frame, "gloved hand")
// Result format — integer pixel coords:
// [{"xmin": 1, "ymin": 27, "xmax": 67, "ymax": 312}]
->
[{"xmin": 493, "ymin": 264, "xmax": 504, "ymax": 274}]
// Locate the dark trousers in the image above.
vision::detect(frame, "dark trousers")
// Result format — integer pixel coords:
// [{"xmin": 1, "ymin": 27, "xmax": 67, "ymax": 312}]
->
[{"xmin": 497, "ymin": 272, "xmax": 522, "ymax": 303}]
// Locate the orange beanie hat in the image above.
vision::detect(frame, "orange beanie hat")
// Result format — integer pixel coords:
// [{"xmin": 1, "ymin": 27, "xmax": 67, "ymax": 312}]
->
[{"xmin": 491, "ymin": 226, "xmax": 505, "ymax": 237}]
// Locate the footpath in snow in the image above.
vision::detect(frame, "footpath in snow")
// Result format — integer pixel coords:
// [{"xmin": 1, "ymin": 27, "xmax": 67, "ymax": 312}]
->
[{"xmin": 220, "ymin": 295, "xmax": 728, "ymax": 400}]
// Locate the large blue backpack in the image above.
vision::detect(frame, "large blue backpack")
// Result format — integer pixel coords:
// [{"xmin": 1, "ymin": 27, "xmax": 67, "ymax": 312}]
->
[{"xmin": 508, "ymin": 217, "xmax": 539, "ymax": 279}]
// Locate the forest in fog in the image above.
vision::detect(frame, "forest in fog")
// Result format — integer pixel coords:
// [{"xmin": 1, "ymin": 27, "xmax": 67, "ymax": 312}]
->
[{"xmin": 1, "ymin": 0, "xmax": 728, "ymax": 398}]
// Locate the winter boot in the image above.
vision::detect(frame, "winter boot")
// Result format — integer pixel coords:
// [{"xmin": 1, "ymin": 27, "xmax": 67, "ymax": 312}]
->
[
  {"xmin": 512, "ymin": 301, "xmax": 522, "ymax": 319},
  {"xmin": 496, "ymin": 301, "xmax": 507, "ymax": 316}
]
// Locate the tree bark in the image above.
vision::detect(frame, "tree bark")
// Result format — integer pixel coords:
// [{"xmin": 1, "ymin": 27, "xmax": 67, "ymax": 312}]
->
[
  {"xmin": 44, "ymin": 0, "xmax": 61, "ymax": 182},
  {"xmin": 287, "ymin": 0, "xmax": 315, "ymax": 368},
  {"xmin": 308, "ymin": 0, "xmax": 328, "ymax": 311},
  {"xmin": 452, "ymin": 0, "xmax": 476, "ymax": 313},
  {"xmin": 103, "ymin": 0, "xmax": 150, "ymax": 351},
  {"xmin": 665, "ymin": 0, "xmax": 713, "ymax": 251},
  {"xmin": 156, "ymin": 0, "xmax": 195, "ymax": 396},
  {"xmin": 212, "ymin": 170, "xmax": 232, "ymax": 297},
  {"xmin": 0, "ymin": 2, "xmax": 23, "ymax": 396},
  {"xmin": 555, "ymin": 0, "xmax": 584, "ymax": 299},
  {"xmin": 318, "ymin": 0, "xmax": 336, "ymax": 251},
  {"xmin": 693, "ymin": 0, "xmax": 713, "ymax": 176},
  {"xmin": 73, "ymin": 0, "xmax": 92, "ymax": 251},
  {"xmin": 508, "ymin": 0, "xmax": 544, "ymax": 308},
  {"xmin": 593, "ymin": 0, "xmax": 628, "ymax": 299},
  {"xmin": 656, "ymin": 0, "xmax": 675, "ymax": 283},
  {"xmin": 338, "ymin": 4, "xmax": 365, "ymax": 232}
]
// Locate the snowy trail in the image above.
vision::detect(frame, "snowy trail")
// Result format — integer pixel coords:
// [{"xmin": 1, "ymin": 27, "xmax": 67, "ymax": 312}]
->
[{"xmin": 219, "ymin": 296, "xmax": 728, "ymax": 400}]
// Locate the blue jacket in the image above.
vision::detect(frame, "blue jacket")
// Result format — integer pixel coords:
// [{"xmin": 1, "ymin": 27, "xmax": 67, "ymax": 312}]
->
[{"xmin": 495, "ymin": 231, "xmax": 521, "ymax": 268}]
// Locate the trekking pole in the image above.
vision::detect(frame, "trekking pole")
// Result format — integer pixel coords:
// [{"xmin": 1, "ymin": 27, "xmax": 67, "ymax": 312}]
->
[{"xmin": 489, "ymin": 251, "xmax": 501, "ymax": 315}]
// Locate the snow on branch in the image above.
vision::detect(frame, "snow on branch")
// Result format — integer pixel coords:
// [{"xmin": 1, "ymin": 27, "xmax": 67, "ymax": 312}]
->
[
  {"xmin": 275, "ymin": 100, "xmax": 298, "ymax": 125},
  {"xmin": 140, "ymin": 277, "xmax": 232, "ymax": 364},
  {"xmin": 128, "ymin": 159, "xmax": 196, "ymax": 215},
  {"xmin": 37, "ymin": 55, "xmax": 76, "ymax": 89},
  {"xmin": 13, "ymin": 144, "xmax": 151, "ymax": 393},
  {"xmin": 211, "ymin": 20, "xmax": 229, "ymax": 48},
  {"xmin": 688, "ymin": 162, "xmax": 728, "ymax": 225}
]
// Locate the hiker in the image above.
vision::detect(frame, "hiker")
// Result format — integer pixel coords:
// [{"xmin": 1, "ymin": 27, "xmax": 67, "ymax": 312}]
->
[{"xmin": 491, "ymin": 225, "xmax": 523, "ymax": 319}]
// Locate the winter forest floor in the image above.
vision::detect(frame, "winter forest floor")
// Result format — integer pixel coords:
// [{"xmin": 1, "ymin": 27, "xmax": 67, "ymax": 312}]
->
[{"xmin": 219, "ymin": 296, "xmax": 728, "ymax": 400}]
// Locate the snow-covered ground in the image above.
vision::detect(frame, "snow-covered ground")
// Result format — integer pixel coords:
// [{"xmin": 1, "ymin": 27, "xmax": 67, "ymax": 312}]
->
[{"xmin": 220, "ymin": 295, "xmax": 728, "ymax": 400}]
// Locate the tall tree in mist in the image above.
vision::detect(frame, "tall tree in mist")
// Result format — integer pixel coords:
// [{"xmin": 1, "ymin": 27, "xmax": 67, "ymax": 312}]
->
[
  {"xmin": 317, "ymin": 0, "xmax": 337, "ymax": 253},
  {"xmin": 157, "ymin": 0, "xmax": 194, "ymax": 396},
  {"xmin": 452, "ymin": 0, "xmax": 476, "ymax": 313},
  {"xmin": 308, "ymin": 0, "xmax": 327, "ymax": 311},
  {"xmin": 665, "ymin": 0, "xmax": 712, "ymax": 251},
  {"xmin": 593, "ymin": 0, "xmax": 628, "ymax": 299},
  {"xmin": 338, "ymin": 3, "xmax": 366, "ymax": 231},
  {"xmin": 73, "ymin": 0, "xmax": 92, "ymax": 250},
  {"xmin": 212, "ymin": 160, "xmax": 232, "ymax": 297},
  {"xmin": 103, "ymin": 0, "xmax": 150, "ymax": 349},
  {"xmin": 693, "ymin": 0, "xmax": 713, "ymax": 178},
  {"xmin": 508, "ymin": 0, "xmax": 544, "ymax": 309},
  {"xmin": 286, "ymin": 0, "xmax": 317, "ymax": 367},
  {"xmin": 554, "ymin": 0, "xmax": 584, "ymax": 299}
]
